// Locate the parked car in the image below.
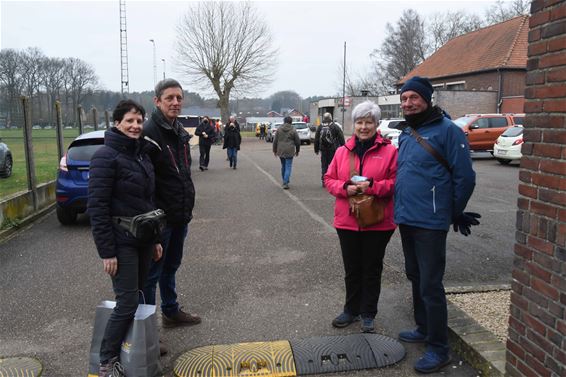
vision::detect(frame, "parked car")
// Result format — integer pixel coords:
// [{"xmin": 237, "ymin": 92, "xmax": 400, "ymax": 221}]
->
[
  {"xmin": 292, "ymin": 122, "xmax": 311, "ymax": 145},
  {"xmin": 383, "ymin": 129, "xmax": 401, "ymax": 148},
  {"xmin": 377, "ymin": 118, "xmax": 404, "ymax": 138},
  {"xmin": 453, "ymin": 113, "xmax": 521, "ymax": 152},
  {"xmin": 55, "ymin": 130, "xmax": 105, "ymax": 224},
  {"xmin": 0, "ymin": 138, "xmax": 13, "ymax": 178},
  {"xmin": 493, "ymin": 125, "xmax": 523, "ymax": 165},
  {"xmin": 266, "ymin": 123, "xmax": 281, "ymax": 143}
]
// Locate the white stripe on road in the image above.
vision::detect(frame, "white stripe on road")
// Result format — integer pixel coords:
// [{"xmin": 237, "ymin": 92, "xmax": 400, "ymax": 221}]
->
[{"xmin": 242, "ymin": 153, "xmax": 335, "ymax": 234}]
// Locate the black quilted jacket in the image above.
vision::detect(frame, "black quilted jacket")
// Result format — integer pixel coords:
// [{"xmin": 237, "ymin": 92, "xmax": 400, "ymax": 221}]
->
[{"xmin": 88, "ymin": 127, "xmax": 156, "ymax": 258}]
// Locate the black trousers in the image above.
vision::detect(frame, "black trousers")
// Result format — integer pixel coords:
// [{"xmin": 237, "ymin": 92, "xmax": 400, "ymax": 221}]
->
[
  {"xmin": 336, "ymin": 228, "xmax": 394, "ymax": 319},
  {"xmin": 199, "ymin": 144, "xmax": 211, "ymax": 168},
  {"xmin": 99, "ymin": 241, "xmax": 152, "ymax": 363},
  {"xmin": 320, "ymin": 149, "xmax": 336, "ymax": 182}
]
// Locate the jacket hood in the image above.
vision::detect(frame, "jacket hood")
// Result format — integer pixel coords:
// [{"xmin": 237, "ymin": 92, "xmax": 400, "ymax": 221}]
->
[{"xmin": 279, "ymin": 123, "xmax": 293, "ymax": 132}]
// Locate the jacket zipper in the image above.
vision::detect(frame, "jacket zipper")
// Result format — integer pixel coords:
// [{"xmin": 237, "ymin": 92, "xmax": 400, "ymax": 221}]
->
[
  {"xmin": 184, "ymin": 144, "xmax": 189, "ymax": 169},
  {"xmin": 431, "ymin": 185, "xmax": 436, "ymax": 213},
  {"xmin": 167, "ymin": 145, "xmax": 180, "ymax": 174}
]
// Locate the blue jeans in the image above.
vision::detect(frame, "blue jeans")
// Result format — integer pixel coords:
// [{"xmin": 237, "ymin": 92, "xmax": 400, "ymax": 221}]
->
[
  {"xmin": 279, "ymin": 157, "xmax": 293, "ymax": 185},
  {"xmin": 142, "ymin": 224, "xmax": 188, "ymax": 316},
  {"xmin": 227, "ymin": 147, "xmax": 238, "ymax": 166},
  {"xmin": 101, "ymin": 241, "xmax": 152, "ymax": 363},
  {"xmin": 399, "ymin": 224, "xmax": 449, "ymax": 356}
]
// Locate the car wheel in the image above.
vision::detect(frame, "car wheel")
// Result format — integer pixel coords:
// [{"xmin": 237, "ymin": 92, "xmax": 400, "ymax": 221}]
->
[
  {"xmin": 306, "ymin": 140, "xmax": 311, "ymax": 145},
  {"xmin": 0, "ymin": 154, "xmax": 12, "ymax": 178},
  {"xmin": 496, "ymin": 158, "xmax": 511, "ymax": 165},
  {"xmin": 57, "ymin": 206, "xmax": 78, "ymax": 225}
]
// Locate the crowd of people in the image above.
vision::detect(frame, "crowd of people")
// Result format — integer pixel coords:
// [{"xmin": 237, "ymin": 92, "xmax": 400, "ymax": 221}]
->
[{"xmin": 89, "ymin": 76, "xmax": 480, "ymax": 376}]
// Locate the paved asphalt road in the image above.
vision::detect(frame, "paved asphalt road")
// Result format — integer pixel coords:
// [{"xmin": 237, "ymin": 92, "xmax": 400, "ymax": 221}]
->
[{"xmin": 0, "ymin": 138, "xmax": 519, "ymax": 376}]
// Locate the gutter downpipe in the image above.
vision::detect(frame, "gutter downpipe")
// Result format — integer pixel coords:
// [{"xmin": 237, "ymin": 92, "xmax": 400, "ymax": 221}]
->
[{"xmin": 497, "ymin": 68, "xmax": 503, "ymax": 113}]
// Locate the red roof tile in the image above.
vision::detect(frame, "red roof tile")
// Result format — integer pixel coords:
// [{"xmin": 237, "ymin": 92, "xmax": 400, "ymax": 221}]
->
[{"xmin": 400, "ymin": 15, "xmax": 529, "ymax": 83}]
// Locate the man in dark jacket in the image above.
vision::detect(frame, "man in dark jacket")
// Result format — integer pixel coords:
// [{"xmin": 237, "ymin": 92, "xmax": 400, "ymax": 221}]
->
[
  {"xmin": 142, "ymin": 79, "xmax": 201, "ymax": 332},
  {"xmin": 314, "ymin": 112, "xmax": 344, "ymax": 187},
  {"xmin": 195, "ymin": 116, "xmax": 216, "ymax": 171},
  {"xmin": 394, "ymin": 76, "xmax": 479, "ymax": 374}
]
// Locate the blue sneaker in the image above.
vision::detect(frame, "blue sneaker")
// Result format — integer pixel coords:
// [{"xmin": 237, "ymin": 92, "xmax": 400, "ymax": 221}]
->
[
  {"xmin": 398, "ymin": 329, "xmax": 426, "ymax": 343},
  {"xmin": 414, "ymin": 351, "xmax": 451, "ymax": 374},
  {"xmin": 361, "ymin": 318, "xmax": 375, "ymax": 333},
  {"xmin": 331, "ymin": 312, "xmax": 360, "ymax": 328}
]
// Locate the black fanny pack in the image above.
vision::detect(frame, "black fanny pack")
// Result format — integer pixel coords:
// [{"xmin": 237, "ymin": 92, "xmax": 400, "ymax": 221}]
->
[{"xmin": 113, "ymin": 209, "xmax": 166, "ymax": 244}]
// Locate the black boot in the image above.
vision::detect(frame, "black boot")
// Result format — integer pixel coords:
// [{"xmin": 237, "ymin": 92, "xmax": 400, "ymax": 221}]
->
[{"xmin": 229, "ymin": 157, "xmax": 233, "ymax": 168}]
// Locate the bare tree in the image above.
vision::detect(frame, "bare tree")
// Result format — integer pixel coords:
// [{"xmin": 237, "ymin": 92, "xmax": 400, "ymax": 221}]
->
[
  {"xmin": 371, "ymin": 9, "xmax": 427, "ymax": 91},
  {"xmin": 269, "ymin": 90, "xmax": 302, "ymax": 113},
  {"xmin": 62, "ymin": 58, "xmax": 98, "ymax": 124},
  {"xmin": 485, "ymin": 0, "xmax": 530, "ymax": 24},
  {"xmin": 0, "ymin": 49, "xmax": 24, "ymax": 126},
  {"xmin": 175, "ymin": 1, "xmax": 277, "ymax": 123},
  {"xmin": 427, "ymin": 10, "xmax": 484, "ymax": 51},
  {"xmin": 43, "ymin": 58, "xmax": 65, "ymax": 124}
]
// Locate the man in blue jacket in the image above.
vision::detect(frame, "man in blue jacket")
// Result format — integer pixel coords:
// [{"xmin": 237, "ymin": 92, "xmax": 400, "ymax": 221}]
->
[{"xmin": 394, "ymin": 76, "xmax": 480, "ymax": 373}]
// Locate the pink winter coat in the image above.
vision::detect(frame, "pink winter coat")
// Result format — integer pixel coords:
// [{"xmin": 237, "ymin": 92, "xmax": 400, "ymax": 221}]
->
[{"xmin": 324, "ymin": 134, "xmax": 398, "ymax": 231}]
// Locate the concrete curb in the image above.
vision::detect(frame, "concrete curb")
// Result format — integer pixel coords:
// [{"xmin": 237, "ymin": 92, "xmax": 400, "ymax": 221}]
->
[
  {"xmin": 447, "ymin": 289, "xmax": 508, "ymax": 377},
  {"xmin": 0, "ymin": 203, "xmax": 55, "ymax": 244}
]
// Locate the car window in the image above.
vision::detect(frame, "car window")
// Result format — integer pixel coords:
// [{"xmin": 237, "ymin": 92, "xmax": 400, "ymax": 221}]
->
[
  {"xmin": 512, "ymin": 116, "xmax": 524, "ymax": 125},
  {"xmin": 293, "ymin": 122, "xmax": 307, "ymax": 129},
  {"xmin": 472, "ymin": 118, "xmax": 489, "ymax": 129},
  {"xmin": 387, "ymin": 121, "xmax": 401, "ymax": 128},
  {"xmin": 454, "ymin": 117, "xmax": 474, "ymax": 128},
  {"xmin": 67, "ymin": 141, "xmax": 104, "ymax": 161},
  {"xmin": 488, "ymin": 117, "xmax": 509, "ymax": 128},
  {"xmin": 501, "ymin": 127, "xmax": 523, "ymax": 137}
]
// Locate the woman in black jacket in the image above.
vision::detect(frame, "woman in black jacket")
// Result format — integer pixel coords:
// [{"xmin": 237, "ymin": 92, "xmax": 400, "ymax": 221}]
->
[
  {"xmin": 195, "ymin": 116, "xmax": 216, "ymax": 171},
  {"xmin": 88, "ymin": 99, "xmax": 163, "ymax": 377},
  {"xmin": 223, "ymin": 121, "xmax": 242, "ymax": 169}
]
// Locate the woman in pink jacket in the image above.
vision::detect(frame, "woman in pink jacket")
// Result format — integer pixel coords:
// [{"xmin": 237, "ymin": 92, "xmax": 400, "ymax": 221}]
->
[{"xmin": 324, "ymin": 100, "xmax": 398, "ymax": 333}]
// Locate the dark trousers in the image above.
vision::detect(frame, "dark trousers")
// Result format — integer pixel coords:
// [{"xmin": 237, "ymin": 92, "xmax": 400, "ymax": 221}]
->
[
  {"xmin": 142, "ymin": 224, "xmax": 188, "ymax": 316},
  {"xmin": 320, "ymin": 149, "xmax": 336, "ymax": 182},
  {"xmin": 399, "ymin": 224, "xmax": 449, "ymax": 356},
  {"xmin": 199, "ymin": 144, "xmax": 211, "ymax": 168},
  {"xmin": 100, "ymin": 242, "xmax": 152, "ymax": 363},
  {"xmin": 336, "ymin": 229, "xmax": 394, "ymax": 319}
]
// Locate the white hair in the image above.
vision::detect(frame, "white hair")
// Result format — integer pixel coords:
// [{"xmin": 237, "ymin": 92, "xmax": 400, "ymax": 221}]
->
[{"xmin": 351, "ymin": 100, "xmax": 381, "ymax": 124}]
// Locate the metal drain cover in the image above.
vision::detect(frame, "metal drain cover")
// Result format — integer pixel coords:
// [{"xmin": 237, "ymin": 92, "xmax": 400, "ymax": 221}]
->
[{"xmin": 0, "ymin": 357, "xmax": 43, "ymax": 376}]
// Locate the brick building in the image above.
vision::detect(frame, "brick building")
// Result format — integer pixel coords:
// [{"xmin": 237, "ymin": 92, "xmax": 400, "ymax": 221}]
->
[
  {"xmin": 506, "ymin": 1, "xmax": 566, "ymax": 376},
  {"xmin": 399, "ymin": 15, "xmax": 529, "ymax": 115}
]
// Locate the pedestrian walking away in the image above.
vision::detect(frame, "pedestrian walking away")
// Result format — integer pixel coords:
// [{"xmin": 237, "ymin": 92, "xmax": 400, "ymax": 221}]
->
[
  {"xmin": 88, "ymin": 99, "xmax": 163, "ymax": 377},
  {"xmin": 226, "ymin": 115, "xmax": 240, "ymax": 161},
  {"xmin": 195, "ymin": 116, "xmax": 216, "ymax": 171},
  {"xmin": 324, "ymin": 100, "xmax": 397, "ymax": 334},
  {"xmin": 394, "ymin": 76, "xmax": 480, "ymax": 374},
  {"xmin": 141, "ymin": 79, "xmax": 201, "ymax": 344},
  {"xmin": 273, "ymin": 115, "xmax": 300, "ymax": 189},
  {"xmin": 314, "ymin": 112, "xmax": 345, "ymax": 187},
  {"xmin": 223, "ymin": 120, "xmax": 242, "ymax": 169},
  {"xmin": 259, "ymin": 123, "xmax": 267, "ymax": 140}
]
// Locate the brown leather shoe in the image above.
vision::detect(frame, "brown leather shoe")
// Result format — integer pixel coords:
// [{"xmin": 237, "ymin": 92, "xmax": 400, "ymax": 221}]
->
[{"xmin": 162, "ymin": 308, "xmax": 201, "ymax": 328}]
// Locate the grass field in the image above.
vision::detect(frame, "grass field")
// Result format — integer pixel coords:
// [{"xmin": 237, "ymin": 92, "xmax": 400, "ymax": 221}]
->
[{"xmin": 0, "ymin": 128, "xmax": 80, "ymax": 198}]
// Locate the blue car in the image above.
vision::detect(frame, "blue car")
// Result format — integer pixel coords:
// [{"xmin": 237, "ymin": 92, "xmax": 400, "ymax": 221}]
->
[{"xmin": 56, "ymin": 130, "xmax": 105, "ymax": 224}]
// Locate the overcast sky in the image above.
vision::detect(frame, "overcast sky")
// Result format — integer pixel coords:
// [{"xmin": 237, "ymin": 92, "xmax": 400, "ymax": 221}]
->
[{"xmin": 1, "ymin": 0, "xmax": 500, "ymax": 98}]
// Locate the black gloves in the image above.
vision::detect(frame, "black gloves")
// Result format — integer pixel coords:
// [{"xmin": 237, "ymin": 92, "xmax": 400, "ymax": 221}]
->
[{"xmin": 453, "ymin": 212, "xmax": 481, "ymax": 236}]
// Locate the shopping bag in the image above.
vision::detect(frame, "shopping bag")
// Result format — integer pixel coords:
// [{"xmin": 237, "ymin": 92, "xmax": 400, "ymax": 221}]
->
[{"xmin": 87, "ymin": 300, "xmax": 162, "ymax": 377}]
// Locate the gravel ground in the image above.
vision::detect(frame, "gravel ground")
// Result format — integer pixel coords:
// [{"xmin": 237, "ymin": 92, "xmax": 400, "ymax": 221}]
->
[{"xmin": 448, "ymin": 290, "xmax": 511, "ymax": 343}]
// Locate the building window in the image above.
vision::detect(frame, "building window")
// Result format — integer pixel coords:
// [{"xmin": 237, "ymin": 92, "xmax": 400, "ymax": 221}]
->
[{"xmin": 446, "ymin": 81, "xmax": 465, "ymax": 91}]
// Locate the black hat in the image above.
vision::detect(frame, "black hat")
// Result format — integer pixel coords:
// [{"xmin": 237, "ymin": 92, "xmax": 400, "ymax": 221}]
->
[{"xmin": 400, "ymin": 76, "xmax": 434, "ymax": 103}]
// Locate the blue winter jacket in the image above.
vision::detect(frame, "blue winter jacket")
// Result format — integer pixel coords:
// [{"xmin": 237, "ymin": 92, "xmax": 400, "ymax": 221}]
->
[{"xmin": 394, "ymin": 107, "xmax": 476, "ymax": 231}]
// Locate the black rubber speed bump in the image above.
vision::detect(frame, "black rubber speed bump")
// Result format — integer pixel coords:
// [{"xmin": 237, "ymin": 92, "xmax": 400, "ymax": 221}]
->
[
  {"xmin": 0, "ymin": 357, "xmax": 43, "ymax": 376},
  {"xmin": 290, "ymin": 334, "xmax": 405, "ymax": 375},
  {"xmin": 174, "ymin": 340, "xmax": 296, "ymax": 377},
  {"xmin": 174, "ymin": 334, "xmax": 404, "ymax": 377}
]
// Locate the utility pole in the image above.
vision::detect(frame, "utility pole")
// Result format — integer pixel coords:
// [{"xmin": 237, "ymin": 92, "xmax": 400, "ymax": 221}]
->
[
  {"xmin": 342, "ymin": 41, "xmax": 346, "ymax": 127},
  {"xmin": 161, "ymin": 58, "xmax": 166, "ymax": 80},
  {"xmin": 119, "ymin": 0, "xmax": 129, "ymax": 95},
  {"xmin": 149, "ymin": 39, "xmax": 157, "ymax": 87}
]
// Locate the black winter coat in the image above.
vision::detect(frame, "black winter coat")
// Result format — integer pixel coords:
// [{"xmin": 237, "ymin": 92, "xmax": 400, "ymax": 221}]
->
[
  {"xmin": 222, "ymin": 125, "xmax": 241, "ymax": 149},
  {"xmin": 195, "ymin": 120, "xmax": 216, "ymax": 146},
  {"xmin": 143, "ymin": 108, "xmax": 196, "ymax": 226},
  {"xmin": 88, "ymin": 127, "xmax": 156, "ymax": 259}
]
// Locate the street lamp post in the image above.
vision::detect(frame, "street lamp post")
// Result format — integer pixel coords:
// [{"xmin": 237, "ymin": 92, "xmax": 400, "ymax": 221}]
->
[
  {"xmin": 149, "ymin": 39, "xmax": 157, "ymax": 86},
  {"xmin": 161, "ymin": 58, "xmax": 166, "ymax": 80}
]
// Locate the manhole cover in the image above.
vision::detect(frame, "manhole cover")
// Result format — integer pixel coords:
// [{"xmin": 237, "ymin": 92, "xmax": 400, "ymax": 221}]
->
[{"xmin": 0, "ymin": 357, "xmax": 43, "ymax": 376}]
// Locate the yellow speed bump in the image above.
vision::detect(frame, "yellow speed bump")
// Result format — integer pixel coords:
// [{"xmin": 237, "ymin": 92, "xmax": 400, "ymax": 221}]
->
[
  {"xmin": 0, "ymin": 357, "xmax": 43, "ymax": 377},
  {"xmin": 174, "ymin": 340, "xmax": 296, "ymax": 377}
]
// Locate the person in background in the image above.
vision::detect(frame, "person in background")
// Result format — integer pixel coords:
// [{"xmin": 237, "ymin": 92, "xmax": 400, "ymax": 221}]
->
[
  {"xmin": 324, "ymin": 100, "xmax": 397, "ymax": 334},
  {"xmin": 259, "ymin": 122, "xmax": 267, "ymax": 140},
  {"xmin": 223, "ymin": 120, "xmax": 242, "ymax": 169},
  {"xmin": 314, "ymin": 112, "xmax": 345, "ymax": 187},
  {"xmin": 395, "ymin": 76, "xmax": 479, "ymax": 373},
  {"xmin": 142, "ymin": 79, "xmax": 200, "ymax": 343},
  {"xmin": 88, "ymin": 99, "xmax": 162, "ymax": 376},
  {"xmin": 195, "ymin": 116, "xmax": 216, "ymax": 171},
  {"xmin": 273, "ymin": 115, "xmax": 300, "ymax": 189}
]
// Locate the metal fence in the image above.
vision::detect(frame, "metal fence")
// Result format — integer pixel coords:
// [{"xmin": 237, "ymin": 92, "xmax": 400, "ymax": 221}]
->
[{"xmin": 0, "ymin": 96, "xmax": 111, "ymax": 203}]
